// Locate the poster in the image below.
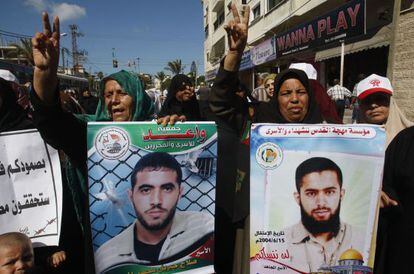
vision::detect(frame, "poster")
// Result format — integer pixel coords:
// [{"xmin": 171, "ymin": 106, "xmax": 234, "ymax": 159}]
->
[
  {"xmin": 250, "ymin": 124, "xmax": 385, "ymax": 274},
  {"xmin": 87, "ymin": 122, "xmax": 216, "ymax": 274},
  {"xmin": 0, "ymin": 129, "xmax": 63, "ymax": 246}
]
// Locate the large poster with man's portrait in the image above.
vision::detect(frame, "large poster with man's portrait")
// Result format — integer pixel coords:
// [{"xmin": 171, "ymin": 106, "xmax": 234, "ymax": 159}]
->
[
  {"xmin": 87, "ymin": 122, "xmax": 216, "ymax": 274},
  {"xmin": 250, "ymin": 124, "xmax": 385, "ymax": 274}
]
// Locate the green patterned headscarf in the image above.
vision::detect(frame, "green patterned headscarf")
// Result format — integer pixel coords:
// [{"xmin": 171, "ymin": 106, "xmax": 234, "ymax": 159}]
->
[{"xmin": 77, "ymin": 70, "xmax": 154, "ymax": 122}]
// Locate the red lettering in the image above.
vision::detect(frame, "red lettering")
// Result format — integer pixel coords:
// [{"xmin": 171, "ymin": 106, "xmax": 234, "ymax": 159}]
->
[
  {"xmin": 307, "ymin": 25, "xmax": 315, "ymax": 41},
  {"xmin": 336, "ymin": 10, "xmax": 348, "ymax": 31},
  {"xmin": 297, "ymin": 27, "xmax": 308, "ymax": 43},
  {"xmin": 285, "ymin": 33, "xmax": 292, "ymax": 49},
  {"xmin": 347, "ymin": 3, "xmax": 360, "ymax": 27},
  {"xmin": 291, "ymin": 30, "xmax": 298, "ymax": 46},
  {"xmin": 317, "ymin": 19, "xmax": 326, "ymax": 38},
  {"xmin": 277, "ymin": 36, "xmax": 286, "ymax": 51},
  {"xmin": 327, "ymin": 16, "xmax": 335, "ymax": 35}
]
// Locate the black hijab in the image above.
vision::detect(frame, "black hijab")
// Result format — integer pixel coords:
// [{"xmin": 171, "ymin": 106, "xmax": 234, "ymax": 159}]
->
[
  {"xmin": 0, "ymin": 78, "xmax": 33, "ymax": 132},
  {"xmin": 253, "ymin": 68, "xmax": 323, "ymax": 123},
  {"xmin": 160, "ymin": 74, "xmax": 201, "ymax": 121}
]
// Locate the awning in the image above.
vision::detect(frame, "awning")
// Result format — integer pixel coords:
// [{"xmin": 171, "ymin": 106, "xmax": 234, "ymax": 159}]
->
[{"xmin": 315, "ymin": 25, "xmax": 391, "ymax": 62}]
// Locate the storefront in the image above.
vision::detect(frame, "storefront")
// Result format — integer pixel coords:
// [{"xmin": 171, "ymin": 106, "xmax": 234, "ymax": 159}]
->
[{"xmin": 315, "ymin": 24, "xmax": 391, "ymax": 89}]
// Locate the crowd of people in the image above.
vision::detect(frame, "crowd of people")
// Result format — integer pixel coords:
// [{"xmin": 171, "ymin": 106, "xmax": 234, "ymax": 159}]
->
[{"xmin": 1, "ymin": 4, "xmax": 413, "ymax": 274}]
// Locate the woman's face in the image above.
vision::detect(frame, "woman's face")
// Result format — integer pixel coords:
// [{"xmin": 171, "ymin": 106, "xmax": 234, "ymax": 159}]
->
[
  {"xmin": 175, "ymin": 85, "xmax": 194, "ymax": 102},
  {"xmin": 104, "ymin": 80, "xmax": 134, "ymax": 121},
  {"xmin": 360, "ymin": 93, "xmax": 390, "ymax": 124},
  {"xmin": 265, "ymin": 79, "xmax": 275, "ymax": 97},
  {"xmin": 277, "ymin": 78, "xmax": 309, "ymax": 122}
]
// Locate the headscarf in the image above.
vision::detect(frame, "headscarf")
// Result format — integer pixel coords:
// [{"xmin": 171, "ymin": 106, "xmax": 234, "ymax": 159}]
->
[
  {"xmin": 385, "ymin": 98, "xmax": 413, "ymax": 146},
  {"xmin": 0, "ymin": 78, "xmax": 32, "ymax": 132},
  {"xmin": 253, "ymin": 68, "xmax": 323, "ymax": 123},
  {"xmin": 159, "ymin": 74, "xmax": 201, "ymax": 121},
  {"xmin": 76, "ymin": 70, "xmax": 154, "ymax": 122}
]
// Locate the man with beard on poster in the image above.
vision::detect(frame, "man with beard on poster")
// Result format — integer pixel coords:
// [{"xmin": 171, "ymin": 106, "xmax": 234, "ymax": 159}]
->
[
  {"xmin": 284, "ymin": 157, "xmax": 365, "ymax": 272},
  {"xmin": 94, "ymin": 152, "xmax": 214, "ymax": 273}
]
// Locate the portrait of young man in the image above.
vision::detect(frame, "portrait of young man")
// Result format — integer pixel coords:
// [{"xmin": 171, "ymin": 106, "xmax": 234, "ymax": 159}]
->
[
  {"xmin": 94, "ymin": 152, "xmax": 214, "ymax": 273},
  {"xmin": 284, "ymin": 157, "xmax": 365, "ymax": 272}
]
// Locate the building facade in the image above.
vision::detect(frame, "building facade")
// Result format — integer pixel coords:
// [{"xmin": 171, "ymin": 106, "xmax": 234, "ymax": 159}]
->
[
  {"xmin": 203, "ymin": 0, "xmax": 395, "ymax": 94},
  {"xmin": 388, "ymin": 0, "xmax": 414, "ymax": 120}
]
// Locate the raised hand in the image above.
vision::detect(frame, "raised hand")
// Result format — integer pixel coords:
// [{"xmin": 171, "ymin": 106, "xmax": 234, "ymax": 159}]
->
[
  {"xmin": 223, "ymin": 2, "xmax": 250, "ymax": 71},
  {"xmin": 32, "ymin": 12, "xmax": 60, "ymax": 104},
  {"xmin": 224, "ymin": 3, "xmax": 250, "ymax": 54}
]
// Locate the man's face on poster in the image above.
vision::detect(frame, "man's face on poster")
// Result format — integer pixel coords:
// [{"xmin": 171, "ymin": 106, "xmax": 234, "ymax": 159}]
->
[
  {"xmin": 129, "ymin": 168, "xmax": 182, "ymax": 231},
  {"xmin": 294, "ymin": 170, "xmax": 344, "ymax": 233}
]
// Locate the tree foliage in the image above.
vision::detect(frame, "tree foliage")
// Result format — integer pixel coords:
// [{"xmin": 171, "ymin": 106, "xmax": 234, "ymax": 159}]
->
[
  {"xmin": 154, "ymin": 71, "xmax": 166, "ymax": 82},
  {"xmin": 9, "ymin": 38, "xmax": 34, "ymax": 66},
  {"xmin": 164, "ymin": 59, "xmax": 185, "ymax": 75}
]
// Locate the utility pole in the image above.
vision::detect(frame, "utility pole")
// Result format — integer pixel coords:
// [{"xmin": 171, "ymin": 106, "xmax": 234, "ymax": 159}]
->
[
  {"xmin": 69, "ymin": 24, "xmax": 84, "ymax": 74},
  {"xmin": 61, "ymin": 47, "xmax": 65, "ymax": 71},
  {"xmin": 136, "ymin": 57, "xmax": 140, "ymax": 74},
  {"xmin": 112, "ymin": 48, "xmax": 118, "ymax": 68}
]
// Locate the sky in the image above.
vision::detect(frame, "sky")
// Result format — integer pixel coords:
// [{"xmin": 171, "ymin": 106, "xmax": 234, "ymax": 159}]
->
[{"xmin": 0, "ymin": 0, "xmax": 205, "ymax": 76}]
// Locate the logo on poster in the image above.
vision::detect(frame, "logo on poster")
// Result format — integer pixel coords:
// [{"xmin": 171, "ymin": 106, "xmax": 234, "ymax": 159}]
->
[
  {"xmin": 256, "ymin": 142, "xmax": 283, "ymax": 169},
  {"xmin": 95, "ymin": 127, "xmax": 130, "ymax": 159}
]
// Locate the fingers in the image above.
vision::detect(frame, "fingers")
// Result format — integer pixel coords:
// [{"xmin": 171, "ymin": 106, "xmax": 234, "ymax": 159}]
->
[
  {"xmin": 157, "ymin": 115, "xmax": 170, "ymax": 127},
  {"xmin": 380, "ymin": 191, "xmax": 398, "ymax": 208},
  {"xmin": 51, "ymin": 251, "xmax": 66, "ymax": 267},
  {"xmin": 230, "ymin": 2, "xmax": 241, "ymax": 23},
  {"xmin": 51, "ymin": 16, "xmax": 60, "ymax": 45},
  {"xmin": 156, "ymin": 115, "xmax": 186, "ymax": 126},
  {"xmin": 32, "ymin": 32, "xmax": 48, "ymax": 51},
  {"xmin": 241, "ymin": 5, "xmax": 250, "ymax": 24},
  {"xmin": 42, "ymin": 12, "xmax": 52, "ymax": 37}
]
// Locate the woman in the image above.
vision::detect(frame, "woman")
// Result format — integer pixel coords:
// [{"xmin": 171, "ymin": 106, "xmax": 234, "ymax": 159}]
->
[
  {"xmin": 253, "ymin": 69, "xmax": 323, "ymax": 123},
  {"xmin": 356, "ymin": 76, "xmax": 413, "ymax": 273},
  {"xmin": 210, "ymin": 67, "xmax": 323, "ymax": 274},
  {"xmin": 159, "ymin": 74, "xmax": 201, "ymax": 121},
  {"xmin": 209, "ymin": 6, "xmax": 323, "ymax": 273},
  {"xmin": 375, "ymin": 126, "xmax": 414, "ymax": 274},
  {"xmin": 356, "ymin": 74, "xmax": 413, "ymax": 146},
  {"xmin": 263, "ymin": 73, "xmax": 276, "ymax": 99},
  {"xmin": 0, "ymin": 78, "xmax": 33, "ymax": 132}
]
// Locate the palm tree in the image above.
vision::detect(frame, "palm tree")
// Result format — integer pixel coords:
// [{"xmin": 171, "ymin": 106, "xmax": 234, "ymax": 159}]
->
[
  {"xmin": 164, "ymin": 59, "xmax": 185, "ymax": 75},
  {"xmin": 154, "ymin": 71, "xmax": 166, "ymax": 82},
  {"xmin": 9, "ymin": 38, "xmax": 34, "ymax": 66}
]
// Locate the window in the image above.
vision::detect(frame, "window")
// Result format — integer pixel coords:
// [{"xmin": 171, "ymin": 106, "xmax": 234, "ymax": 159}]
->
[
  {"xmin": 205, "ymin": 25, "xmax": 209, "ymax": 39},
  {"xmin": 253, "ymin": 4, "xmax": 261, "ymax": 19},
  {"xmin": 268, "ymin": 0, "xmax": 284, "ymax": 11},
  {"xmin": 214, "ymin": 10, "xmax": 225, "ymax": 31}
]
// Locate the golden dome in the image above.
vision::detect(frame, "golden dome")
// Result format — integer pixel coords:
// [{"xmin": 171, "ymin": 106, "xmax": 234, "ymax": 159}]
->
[{"xmin": 339, "ymin": 249, "xmax": 363, "ymax": 261}]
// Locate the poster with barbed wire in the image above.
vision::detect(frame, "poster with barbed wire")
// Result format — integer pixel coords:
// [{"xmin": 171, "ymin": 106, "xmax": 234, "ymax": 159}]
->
[
  {"xmin": 0, "ymin": 129, "xmax": 63, "ymax": 247},
  {"xmin": 87, "ymin": 122, "xmax": 216, "ymax": 274},
  {"xmin": 250, "ymin": 124, "xmax": 385, "ymax": 274}
]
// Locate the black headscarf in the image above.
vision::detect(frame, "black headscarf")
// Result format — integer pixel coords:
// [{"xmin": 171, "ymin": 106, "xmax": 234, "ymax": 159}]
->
[
  {"xmin": 253, "ymin": 68, "xmax": 323, "ymax": 123},
  {"xmin": 160, "ymin": 74, "xmax": 201, "ymax": 121},
  {"xmin": 0, "ymin": 78, "xmax": 33, "ymax": 132}
]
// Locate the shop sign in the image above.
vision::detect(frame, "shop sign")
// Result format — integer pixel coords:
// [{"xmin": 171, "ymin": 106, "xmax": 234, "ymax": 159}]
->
[
  {"xmin": 251, "ymin": 37, "xmax": 276, "ymax": 66},
  {"xmin": 240, "ymin": 50, "xmax": 253, "ymax": 71},
  {"xmin": 205, "ymin": 67, "xmax": 219, "ymax": 82},
  {"xmin": 275, "ymin": 0, "xmax": 365, "ymax": 57}
]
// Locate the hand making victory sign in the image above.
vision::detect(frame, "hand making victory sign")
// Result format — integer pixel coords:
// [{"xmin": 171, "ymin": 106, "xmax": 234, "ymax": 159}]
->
[
  {"xmin": 223, "ymin": 2, "xmax": 250, "ymax": 71},
  {"xmin": 32, "ymin": 12, "xmax": 60, "ymax": 105}
]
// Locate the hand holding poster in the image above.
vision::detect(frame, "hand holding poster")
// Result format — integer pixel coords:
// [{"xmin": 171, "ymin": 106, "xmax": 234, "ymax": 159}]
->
[
  {"xmin": 87, "ymin": 122, "xmax": 216, "ymax": 274},
  {"xmin": 250, "ymin": 124, "xmax": 385, "ymax": 274},
  {"xmin": 0, "ymin": 129, "xmax": 62, "ymax": 246}
]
